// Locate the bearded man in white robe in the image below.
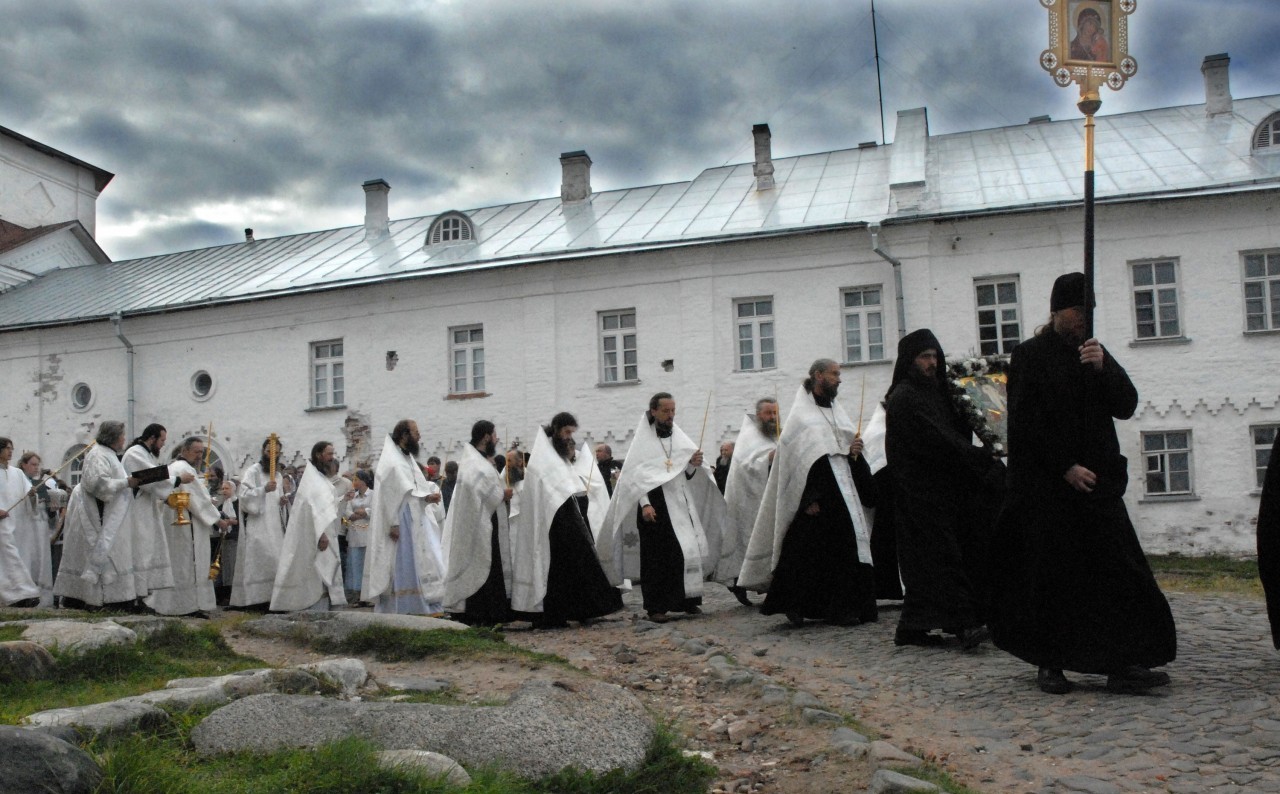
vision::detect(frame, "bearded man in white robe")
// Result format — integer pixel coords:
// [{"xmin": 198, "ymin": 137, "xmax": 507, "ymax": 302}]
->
[
  {"xmin": 717, "ymin": 398, "xmax": 780, "ymax": 606},
  {"xmin": 362, "ymin": 420, "xmax": 445, "ymax": 614},
  {"xmin": 271, "ymin": 441, "xmax": 346, "ymax": 612},
  {"xmin": 232, "ymin": 436, "xmax": 287, "ymax": 608},
  {"xmin": 0, "ymin": 438, "xmax": 41, "ymax": 607},
  {"xmin": 739, "ymin": 359, "xmax": 878, "ymax": 627},
  {"xmin": 441, "ymin": 420, "xmax": 512, "ymax": 626},
  {"xmin": 148, "ymin": 436, "xmax": 221, "ymax": 616},
  {"xmin": 54, "ymin": 421, "xmax": 151, "ymax": 607},
  {"xmin": 121, "ymin": 423, "xmax": 180, "ymax": 597},
  {"xmin": 596, "ymin": 392, "xmax": 727, "ymax": 623},
  {"xmin": 8, "ymin": 450, "xmax": 55, "ymax": 606}
]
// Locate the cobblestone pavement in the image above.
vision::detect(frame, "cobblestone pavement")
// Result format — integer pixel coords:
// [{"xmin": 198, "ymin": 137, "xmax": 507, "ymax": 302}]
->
[{"xmin": 648, "ymin": 587, "xmax": 1280, "ymax": 793}]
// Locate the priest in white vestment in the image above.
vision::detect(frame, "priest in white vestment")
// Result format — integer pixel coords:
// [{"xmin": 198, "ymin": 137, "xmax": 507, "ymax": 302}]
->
[
  {"xmin": 716, "ymin": 398, "xmax": 780, "ymax": 605},
  {"xmin": 362, "ymin": 421, "xmax": 445, "ymax": 614},
  {"xmin": 9, "ymin": 451, "xmax": 54, "ymax": 605},
  {"xmin": 271, "ymin": 442, "xmax": 346, "ymax": 612},
  {"xmin": 573, "ymin": 441, "xmax": 610, "ymax": 542},
  {"xmin": 121, "ymin": 424, "xmax": 179, "ymax": 596},
  {"xmin": 54, "ymin": 422, "xmax": 150, "ymax": 607},
  {"xmin": 596, "ymin": 393, "xmax": 727, "ymax": 623},
  {"xmin": 738, "ymin": 359, "xmax": 878, "ymax": 627},
  {"xmin": 149, "ymin": 436, "xmax": 220, "ymax": 615},
  {"xmin": 510, "ymin": 414, "xmax": 622, "ymax": 628},
  {"xmin": 441, "ymin": 420, "xmax": 512, "ymax": 625},
  {"xmin": 0, "ymin": 439, "xmax": 41, "ymax": 607},
  {"xmin": 232, "ymin": 437, "xmax": 287, "ymax": 608}
]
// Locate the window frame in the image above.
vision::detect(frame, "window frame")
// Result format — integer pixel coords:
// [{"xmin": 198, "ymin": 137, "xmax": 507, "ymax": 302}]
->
[
  {"xmin": 449, "ymin": 324, "xmax": 486, "ymax": 394},
  {"xmin": 428, "ymin": 212, "xmax": 475, "ymax": 245},
  {"xmin": 840, "ymin": 285, "xmax": 887, "ymax": 365},
  {"xmin": 1142, "ymin": 429, "xmax": 1194, "ymax": 497},
  {"xmin": 973, "ymin": 276, "xmax": 1023, "ymax": 356},
  {"xmin": 1243, "ymin": 249, "xmax": 1280, "ymax": 333},
  {"xmin": 1253, "ymin": 424, "xmax": 1279, "ymax": 491},
  {"xmin": 1129, "ymin": 258, "xmax": 1183, "ymax": 340},
  {"xmin": 310, "ymin": 339, "xmax": 345, "ymax": 409},
  {"xmin": 1254, "ymin": 112, "xmax": 1280, "ymax": 152},
  {"xmin": 598, "ymin": 309, "xmax": 639, "ymax": 384},
  {"xmin": 733, "ymin": 296, "xmax": 776, "ymax": 372}
]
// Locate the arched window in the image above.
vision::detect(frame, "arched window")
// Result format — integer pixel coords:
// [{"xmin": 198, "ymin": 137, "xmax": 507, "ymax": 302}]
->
[
  {"xmin": 1254, "ymin": 112, "xmax": 1280, "ymax": 153},
  {"xmin": 427, "ymin": 212, "xmax": 475, "ymax": 246},
  {"xmin": 64, "ymin": 445, "xmax": 88, "ymax": 487}
]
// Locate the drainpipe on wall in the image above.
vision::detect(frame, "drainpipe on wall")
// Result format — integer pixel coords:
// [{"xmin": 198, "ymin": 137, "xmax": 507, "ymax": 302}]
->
[
  {"xmin": 868, "ymin": 223, "xmax": 907, "ymax": 339},
  {"xmin": 111, "ymin": 313, "xmax": 135, "ymax": 439}
]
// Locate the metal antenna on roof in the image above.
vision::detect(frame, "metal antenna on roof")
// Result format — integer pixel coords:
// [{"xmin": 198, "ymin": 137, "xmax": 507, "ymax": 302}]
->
[{"xmin": 871, "ymin": 0, "xmax": 886, "ymax": 145}]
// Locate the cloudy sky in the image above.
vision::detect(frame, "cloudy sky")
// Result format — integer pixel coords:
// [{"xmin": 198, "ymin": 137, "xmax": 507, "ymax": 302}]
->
[{"xmin": 5, "ymin": 0, "xmax": 1277, "ymax": 261}]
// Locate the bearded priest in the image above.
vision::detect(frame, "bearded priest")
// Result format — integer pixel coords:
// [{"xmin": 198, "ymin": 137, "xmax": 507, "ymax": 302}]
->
[{"xmin": 441, "ymin": 420, "xmax": 512, "ymax": 626}]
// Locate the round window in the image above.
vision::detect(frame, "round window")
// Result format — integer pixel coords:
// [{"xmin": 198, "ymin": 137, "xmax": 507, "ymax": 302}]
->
[
  {"xmin": 191, "ymin": 370, "xmax": 215, "ymax": 400},
  {"xmin": 71, "ymin": 382, "xmax": 93, "ymax": 411}
]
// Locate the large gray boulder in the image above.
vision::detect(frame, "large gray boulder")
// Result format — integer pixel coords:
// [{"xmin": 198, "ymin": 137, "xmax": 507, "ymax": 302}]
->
[
  {"xmin": 191, "ymin": 678, "xmax": 653, "ymax": 777},
  {"xmin": 23, "ymin": 700, "xmax": 168, "ymax": 741},
  {"xmin": 22, "ymin": 620, "xmax": 136, "ymax": 654},
  {"xmin": 0, "ymin": 640, "xmax": 57, "ymax": 681},
  {"xmin": 240, "ymin": 611, "xmax": 466, "ymax": 646},
  {"xmin": 167, "ymin": 667, "xmax": 324, "ymax": 699},
  {"xmin": 0, "ymin": 725, "xmax": 102, "ymax": 794}
]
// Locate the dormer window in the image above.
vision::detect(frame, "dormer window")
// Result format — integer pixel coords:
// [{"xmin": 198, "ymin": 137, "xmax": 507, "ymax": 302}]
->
[
  {"xmin": 427, "ymin": 212, "xmax": 474, "ymax": 245},
  {"xmin": 1254, "ymin": 113, "xmax": 1280, "ymax": 153}
]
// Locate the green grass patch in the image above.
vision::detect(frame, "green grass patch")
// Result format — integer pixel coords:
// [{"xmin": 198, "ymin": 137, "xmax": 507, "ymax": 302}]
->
[
  {"xmin": 0, "ymin": 622, "xmax": 265, "ymax": 724},
  {"xmin": 889, "ymin": 762, "xmax": 985, "ymax": 794},
  {"xmin": 92, "ymin": 714, "xmax": 714, "ymax": 794},
  {"xmin": 317, "ymin": 625, "xmax": 567, "ymax": 668},
  {"xmin": 0, "ymin": 625, "xmax": 26, "ymax": 642},
  {"xmin": 1147, "ymin": 554, "xmax": 1263, "ymax": 598}
]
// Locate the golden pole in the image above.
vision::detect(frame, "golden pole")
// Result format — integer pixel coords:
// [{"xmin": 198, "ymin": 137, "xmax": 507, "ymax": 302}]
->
[
  {"xmin": 696, "ymin": 392, "xmax": 713, "ymax": 452},
  {"xmin": 202, "ymin": 421, "xmax": 215, "ymax": 482}
]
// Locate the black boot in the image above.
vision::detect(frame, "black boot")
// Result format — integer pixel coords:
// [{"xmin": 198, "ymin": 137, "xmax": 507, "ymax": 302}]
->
[{"xmin": 1036, "ymin": 667, "xmax": 1073, "ymax": 695}]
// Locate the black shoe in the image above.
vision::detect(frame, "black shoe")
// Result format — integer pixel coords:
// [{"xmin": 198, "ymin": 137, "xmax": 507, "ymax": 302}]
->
[
  {"xmin": 684, "ymin": 605, "xmax": 701, "ymax": 615},
  {"xmin": 1106, "ymin": 667, "xmax": 1164, "ymax": 694},
  {"xmin": 1037, "ymin": 667, "xmax": 1073, "ymax": 695},
  {"xmin": 894, "ymin": 627, "xmax": 945, "ymax": 647},
  {"xmin": 786, "ymin": 611, "xmax": 805, "ymax": 627},
  {"xmin": 1114, "ymin": 665, "xmax": 1170, "ymax": 687},
  {"xmin": 647, "ymin": 612, "xmax": 670, "ymax": 624},
  {"xmin": 729, "ymin": 586, "xmax": 754, "ymax": 607},
  {"xmin": 959, "ymin": 625, "xmax": 990, "ymax": 650}
]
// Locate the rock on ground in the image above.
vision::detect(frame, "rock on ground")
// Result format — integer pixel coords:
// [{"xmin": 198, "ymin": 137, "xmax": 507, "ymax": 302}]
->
[
  {"xmin": 0, "ymin": 640, "xmax": 56, "ymax": 681},
  {"xmin": 868, "ymin": 768, "xmax": 940, "ymax": 793},
  {"xmin": 21, "ymin": 620, "xmax": 136, "ymax": 654},
  {"xmin": 0, "ymin": 725, "xmax": 102, "ymax": 794},
  {"xmin": 240, "ymin": 611, "xmax": 467, "ymax": 646},
  {"xmin": 376, "ymin": 750, "xmax": 472, "ymax": 786},
  {"xmin": 22, "ymin": 699, "xmax": 168, "ymax": 742},
  {"xmin": 191, "ymin": 678, "xmax": 653, "ymax": 778}
]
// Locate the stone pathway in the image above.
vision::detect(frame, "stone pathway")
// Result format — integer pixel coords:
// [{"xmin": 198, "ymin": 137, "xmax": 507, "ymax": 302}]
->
[{"xmin": 591, "ymin": 588, "xmax": 1280, "ymax": 793}]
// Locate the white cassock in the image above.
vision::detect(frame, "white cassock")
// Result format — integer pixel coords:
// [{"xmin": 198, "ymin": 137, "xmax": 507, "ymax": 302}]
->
[
  {"xmin": 362, "ymin": 434, "xmax": 445, "ymax": 613},
  {"xmin": 595, "ymin": 413, "xmax": 727, "ymax": 595},
  {"xmin": 573, "ymin": 441, "xmax": 610, "ymax": 541},
  {"xmin": 54, "ymin": 445, "xmax": 145, "ymax": 605},
  {"xmin": 232, "ymin": 462, "xmax": 286, "ymax": 607},
  {"xmin": 716, "ymin": 414, "xmax": 778, "ymax": 584},
  {"xmin": 738, "ymin": 386, "xmax": 874, "ymax": 590},
  {"xmin": 121, "ymin": 444, "xmax": 177, "ymax": 594},
  {"xmin": 147, "ymin": 459, "xmax": 217, "ymax": 615},
  {"xmin": 0, "ymin": 467, "xmax": 41, "ymax": 606},
  {"xmin": 441, "ymin": 443, "xmax": 510, "ymax": 613},
  {"xmin": 271, "ymin": 463, "xmax": 346, "ymax": 612},
  {"xmin": 510, "ymin": 430, "xmax": 580, "ymax": 613}
]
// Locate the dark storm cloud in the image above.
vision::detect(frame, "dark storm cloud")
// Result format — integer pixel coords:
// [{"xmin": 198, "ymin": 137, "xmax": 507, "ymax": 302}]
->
[{"xmin": 1, "ymin": 0, "xmax": 1275, "ymax": 261}]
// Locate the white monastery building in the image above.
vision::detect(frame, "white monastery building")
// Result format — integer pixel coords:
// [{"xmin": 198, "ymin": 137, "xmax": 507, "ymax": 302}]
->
[{"xmin": 0, "ymin": 54, "xmax": 1277, "ymax": 556}]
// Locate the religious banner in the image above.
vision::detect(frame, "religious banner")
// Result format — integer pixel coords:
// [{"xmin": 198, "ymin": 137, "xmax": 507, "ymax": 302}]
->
[
  {"xmin": 1039, "ymin": 0, "xmax": 1137, "ymax": 92},
  {"xmin": 946, "ymin": 355, "xmax": 1009, "ymax": 455}
]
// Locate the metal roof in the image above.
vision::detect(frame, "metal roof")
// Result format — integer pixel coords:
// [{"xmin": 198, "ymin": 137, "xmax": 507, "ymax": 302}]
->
[{"xmin": 1, "ymin": 95, "xmax": 1278, "ymax": 331}]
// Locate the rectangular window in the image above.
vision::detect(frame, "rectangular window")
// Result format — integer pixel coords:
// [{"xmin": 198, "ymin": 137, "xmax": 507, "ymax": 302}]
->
[
  {"xmin": 311, "ymin": 339, "xmax": 344, "ymax": 408},
  {"xmin": 1254, "ymin": 425, "xmax": 1279, "ymax": 489},
  {"xmin": 734, "ymin": 297, "xmax": 775, "ymax": 370},
  {"xmin": 1244, "ymin": 250, "xmax": 1280, "ymax": 332},
  {"xmin": 599, "ymin": 310, "xmax": 638, "ymax": 383},
  {"xmin": 1131, "ymin": 260, "xmax": 1181, "ymax": 339},
  {"xmin": 974, "ymin": 278, "xmax": 1022, "ymax": 355},
  {"xmin": 1143, "ymin": 430, "xmax": 1193, "ymax": 496},
  {"xmin": 450, "ymin": 325, "xmax": 485, "ymax": 393},
  {"xmin": 842, "ymin": 286, "xmax": 885, "ymax": 363}
]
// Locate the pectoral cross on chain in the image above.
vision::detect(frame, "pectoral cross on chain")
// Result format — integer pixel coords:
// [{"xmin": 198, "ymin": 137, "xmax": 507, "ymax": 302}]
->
[{"xmin": 665, "ymin": 458, "xmax": 673, "ymax": 472}]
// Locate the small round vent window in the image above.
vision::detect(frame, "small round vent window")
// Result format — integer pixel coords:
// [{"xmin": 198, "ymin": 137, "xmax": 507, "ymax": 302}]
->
[
  {"xmin": 191, "ymin": 371, "xmax": 215, "ymax": 401},
  {"xmin": 71, "ymin": 383, "xmax": 93, "ymax": 411}
]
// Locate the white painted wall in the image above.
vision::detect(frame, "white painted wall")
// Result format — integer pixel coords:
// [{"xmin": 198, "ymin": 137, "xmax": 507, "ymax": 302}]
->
[{"xmin": 0, "ymin": 133, "xmax": 102, "ymax": 240}]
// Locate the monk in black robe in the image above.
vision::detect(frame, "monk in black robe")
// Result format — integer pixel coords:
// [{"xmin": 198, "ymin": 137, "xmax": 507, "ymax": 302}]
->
[
  {"xmin": 1256, "ymin": 431, "xmax": 1280, "ymax": 647},
  {"xmin": 886, "ymin": 329, "xmax": 1003, "ymax": 649},
  {"xmin": 990, "ymin": 273, "xmax": 1176, "ymax": 694}
]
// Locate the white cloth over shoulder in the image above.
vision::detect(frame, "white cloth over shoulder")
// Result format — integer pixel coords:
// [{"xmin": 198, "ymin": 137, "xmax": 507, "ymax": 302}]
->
[
  {"xmin": 596, "ymin": 412, "xmax": 726, "ymax": 592},
  {"xmin": 54, "ymin": 445, "xmax": 142, "ymax": 605},
  {"xmin": 717, "ymin": 414, "xmax": 777, "ymax": 583},
  {"xmin": 441, "ymin": 443, "xmax": 510, "ymax": 611},
  {"xmin": 0, "ymin": 467, "xmax": 40, "ymax": 606},
  {"xmin": 232, "ymin": 462, "xmax": 285, "ymax": 606},
  {"xmin": 148, "ymin": 458, "xmax": 217, "ymax": 615},
  {"xmin": 121, "ymin": 445, "xmax": 176, "ymax": 593},
  {"xmin": 362, "ymin": 434, "xmax": 445, "ymax": 605},
  {"xmin": 574, "ymin": 441, "xmax": 610, "ymax": 541},
  {"xmin": 862, "ymin": 403, "xmax": 888, "ymax": 475},
  {"xmin": 510, "ymin": 430, "xmax": 583, "ymax": 613},
  {"xmin": 271, "ymin": 462, "xmax": 346, "ymax": 611},
  {"xmin": 738, "ymin": 386, "xmax": 873, "ymax": 590}
]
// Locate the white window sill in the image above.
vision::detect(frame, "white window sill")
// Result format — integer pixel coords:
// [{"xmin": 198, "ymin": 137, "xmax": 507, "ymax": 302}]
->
[
  {"xmin": 1129, "ymin": 336, "xmax": 1191, "ymax": 347},
  {"xmin": 841, "ymin": 359, "xmax": 891, "ymax": 368},
  {"xmin": 1243, "ymin": 328, "xmax": 1280, "ymax": 336},
  {"xmin": 1139, "ymin": 493, "xmax": 1200, "ymax": 504},
  {"xmin": 306, "ymin": 404, "xmax": 347, "ymax": 413},
  {"xmin": 445, "ymin": 391, "xmax": 490, "ymax": 401},
  {"xmin": 596, "ymin": 380, "xmax": 641, "ymax": 388}
]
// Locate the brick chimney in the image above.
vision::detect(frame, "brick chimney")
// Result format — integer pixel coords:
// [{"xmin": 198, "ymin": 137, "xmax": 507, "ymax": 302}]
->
[
  {"xmin": 753, "ymin": 124, "xmax": 775, "ymax": 190},
  {"xmin": 1201, "ymin": 53, "xmax": 1232, "ymax": 116},
  {"xmin": 243, "ymin": 228, "xmax": 254, "ymax": 243},
  {"xmin": 560, "ymin": 151, "xmax": 592, "ymax": 204},
  {"xmin": 363, "ymin": 178, "xmax": 390, "ymax": 240}
]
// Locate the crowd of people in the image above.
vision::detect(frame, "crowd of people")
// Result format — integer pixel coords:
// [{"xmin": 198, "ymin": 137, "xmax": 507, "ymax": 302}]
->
[{"xmin": 6, "ymin": 273, "xmax": 1276, "ymax": 696}]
